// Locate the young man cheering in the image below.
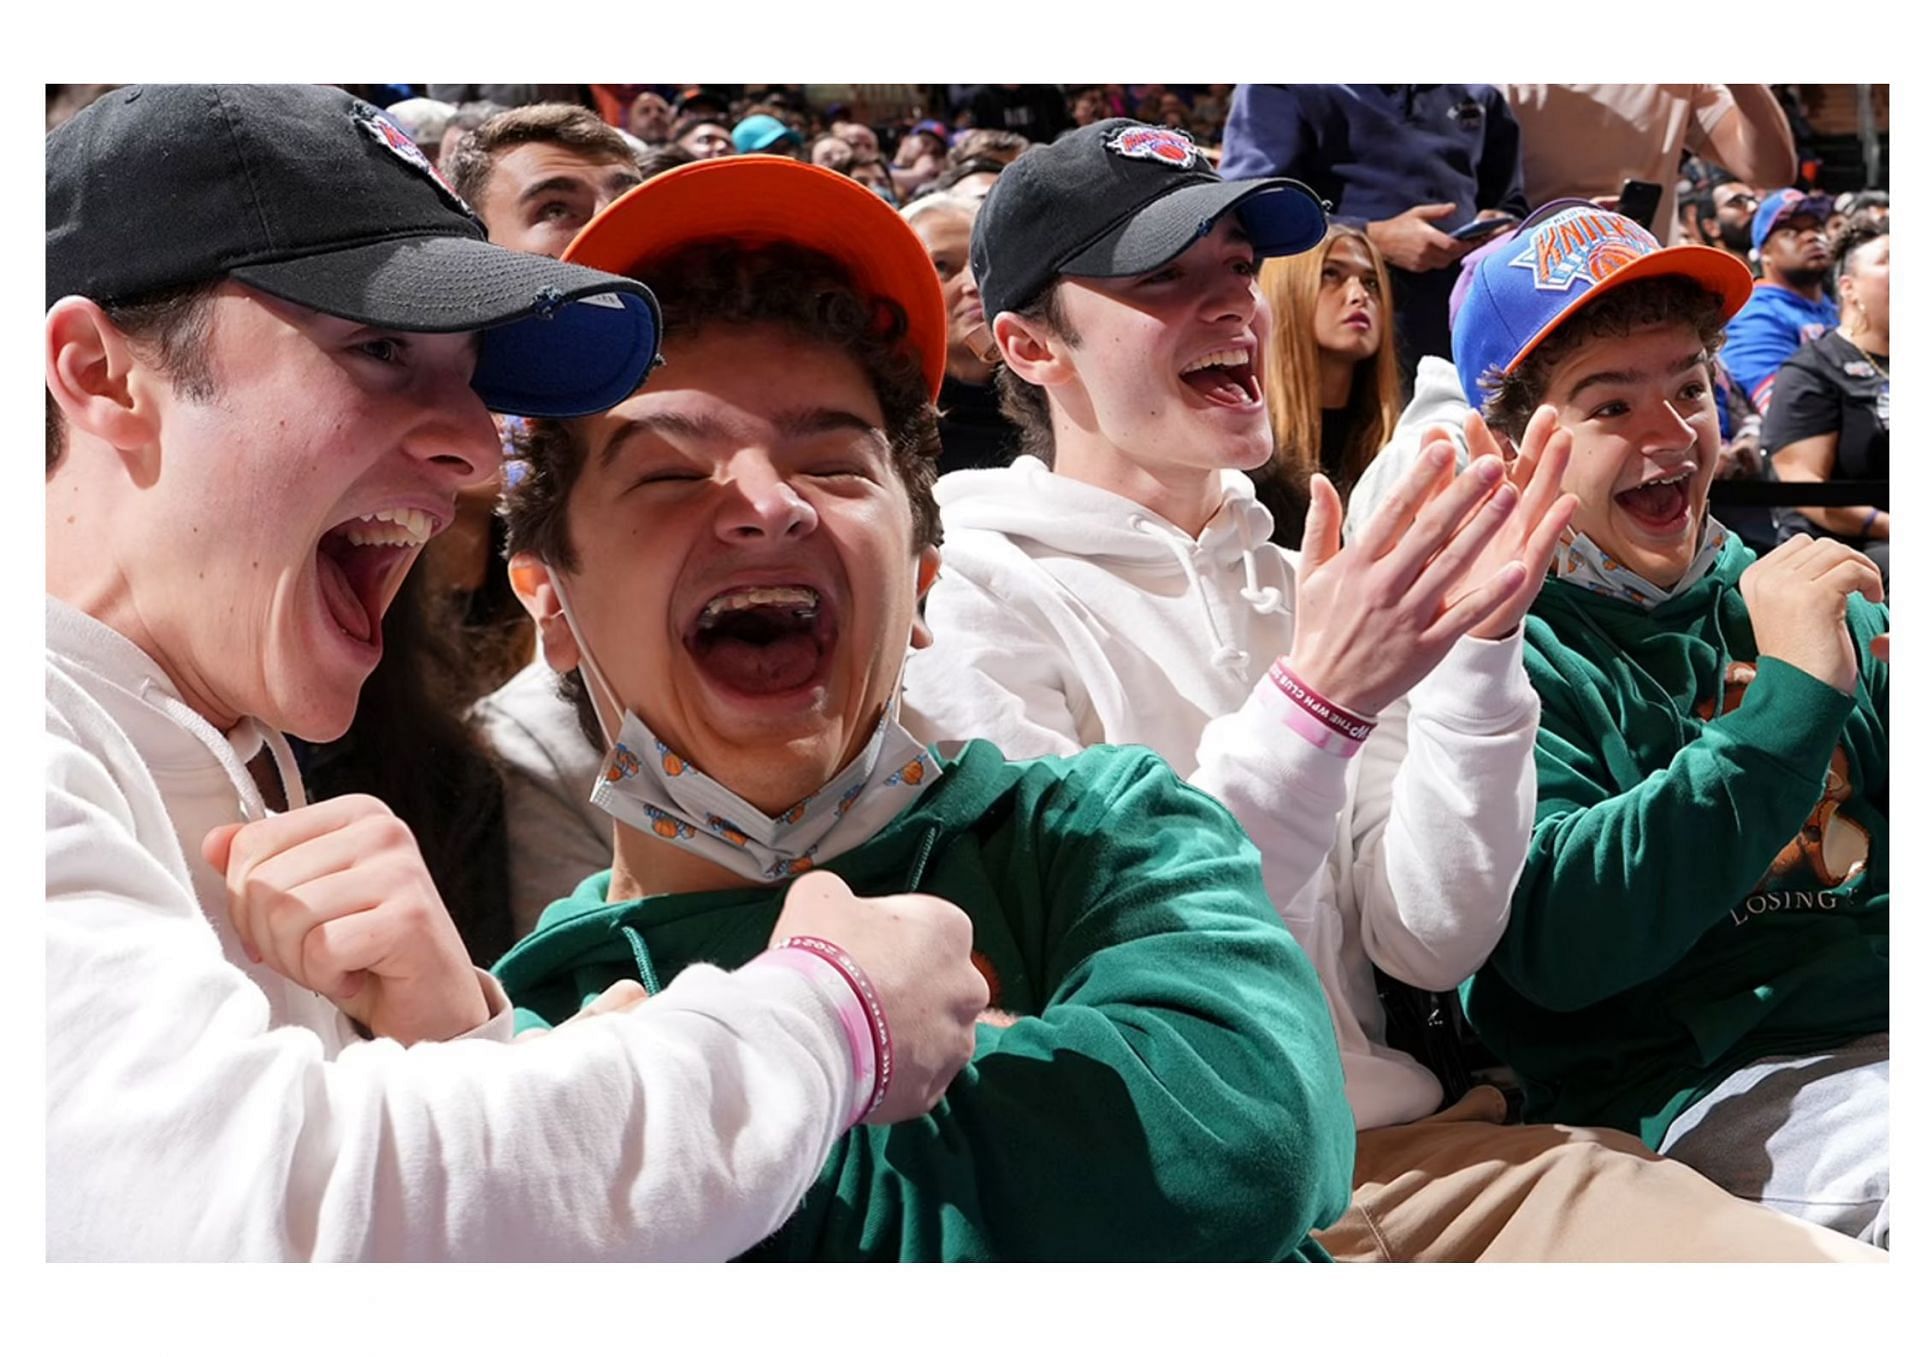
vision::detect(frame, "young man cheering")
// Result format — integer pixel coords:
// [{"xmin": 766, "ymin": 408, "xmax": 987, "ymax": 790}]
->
[
  {"xmin": 489, "ymin": 154, "xmax": 1357, "ymax": 1261},
  {"xmin": 47, "ymin": 85, "xmax": 984, "ymax": 1261},
  {"xmin": 1448, "ymin": 203, "xmax": 1888, "ymax": 1246}
]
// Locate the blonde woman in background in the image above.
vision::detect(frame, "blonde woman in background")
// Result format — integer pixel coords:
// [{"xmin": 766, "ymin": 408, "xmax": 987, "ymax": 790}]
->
[{"xmin": 1254, "ymin": 224, "xmax": 1402, "ymax": 545}]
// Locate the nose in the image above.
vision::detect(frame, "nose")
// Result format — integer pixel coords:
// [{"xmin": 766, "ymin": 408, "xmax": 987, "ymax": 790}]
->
[
  {"xmin": 1343, "ymin": 276, "xmax": 1371, "ymax": 308},
  {"xmin": 410, "ymin": 366, "xmax": 503, "ymax": 492},
  {"xmin": 1647, "ymin": 399, "xmax": 1700, "ymax": 453},
  {"xmin": 1200, "ymin": 263, "xmax": 1256, "ymax": 324},
  {"xmin": 714, "ymin": 453, "xmax": 819, "ymax": 543}
]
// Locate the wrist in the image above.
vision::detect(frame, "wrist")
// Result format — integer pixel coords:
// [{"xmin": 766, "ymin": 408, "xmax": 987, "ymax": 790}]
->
[
  {"xmin": 1264, "ymin": 658, "xmax": 1378, "ymax": 758},
  {"xmin": 751, "ymin": 947, "xmax": 877, "ymax": 1132},
  {"xmin": 772, "ymin": 936, "xmax": 893, "ymax": 1127}
]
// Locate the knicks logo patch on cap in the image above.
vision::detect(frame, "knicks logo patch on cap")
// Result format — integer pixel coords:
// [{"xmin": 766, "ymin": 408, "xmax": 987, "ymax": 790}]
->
[
  {"xmin": 1105, "ymin": 124, "xmax": 1198, "ymax": 169},
  {"xmin": 1509, "ymin": 208, "xmax": 1659, "ymax": 293},
  {"xmin": 353, "ymin": 105, "xmax": 475, "ymax": 218}
]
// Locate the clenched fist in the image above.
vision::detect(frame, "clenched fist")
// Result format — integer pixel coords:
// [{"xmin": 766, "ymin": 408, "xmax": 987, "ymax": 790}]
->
[
  {"xmin": 771, "ymin": 871, "xmax": 989, "ymax": 1125},
  {"xmin": 204, "ymin": 794, "xmax": 489, "ymax": 1046},
  {"xmin": 1740, "ymin": 534, "xmax": 1886, "ymax": 695}
]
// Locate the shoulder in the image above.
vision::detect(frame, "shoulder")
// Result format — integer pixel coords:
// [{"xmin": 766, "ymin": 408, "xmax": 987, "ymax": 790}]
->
[
  {"xmin": 473, "ymin": 664, "xmax": 598, "ymax": 774},
  {"xmin": 1010, "ymin": 741, "xmax": 1248, "ymax": 842}
]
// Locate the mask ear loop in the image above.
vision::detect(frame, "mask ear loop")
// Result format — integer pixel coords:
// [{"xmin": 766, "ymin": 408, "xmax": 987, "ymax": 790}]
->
[{"xmin": 545, "ymin": 569, "xmax": 624, "ymax": 749}]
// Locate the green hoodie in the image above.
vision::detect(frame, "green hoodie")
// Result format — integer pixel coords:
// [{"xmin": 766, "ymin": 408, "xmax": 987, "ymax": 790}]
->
[
  {"xmin": 494, "ymin": 740, "xmax": 1354, "ymax": 1261},
  {"xmin": 1463, "ymin": 539, "xmax": 1889, "ymax": 1147}
]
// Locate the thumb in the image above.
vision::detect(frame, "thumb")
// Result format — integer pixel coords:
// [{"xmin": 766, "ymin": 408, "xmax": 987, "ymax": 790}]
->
[
  {"xmin": 201, "ymin": 822, "xmax": 245, "ymax": 874},
  {"xmin": 1297, "ymin": 474, "xmax": 1344, "ymax": 582},
  {"xmin": 1411, "ymin": 201, "xmax": 1457, "ymax": 221}
]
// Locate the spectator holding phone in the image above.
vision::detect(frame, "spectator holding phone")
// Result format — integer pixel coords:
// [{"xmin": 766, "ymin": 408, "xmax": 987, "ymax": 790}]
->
[
  {"xmin": 1220, "ymin": 84, "xmax": 1527, "ymax": 390},
  {"xmin": 1500, "ymin": 85, "xmax": 1795, "ymax": 246}
]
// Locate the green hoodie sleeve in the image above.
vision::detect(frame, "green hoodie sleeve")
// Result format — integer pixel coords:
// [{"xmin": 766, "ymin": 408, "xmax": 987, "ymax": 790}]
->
[
  {"xmin": 755, "ymin": 748, "xmax": 1355, "ymax": 1261},
  {"xmin": 1496, "ymin": 645, "xmax": 1858, "ymax": 1012}
]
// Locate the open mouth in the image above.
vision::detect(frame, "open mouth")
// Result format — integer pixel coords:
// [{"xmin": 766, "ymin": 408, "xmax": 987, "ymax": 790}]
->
[
  {"xmin": 685, "ymin": 583, "xmax": 838, "ymax": 698},
  {"xmin": 1178, "ymin": 345, "xmax": 1261, "ymax": 408},
  {"xmin": 314, "ymin": 507, "xmax": 435, "ymax": 648},
  {"xmin": 1614, "ymin": 468, "xmax": 1696, "ymax": 533}
]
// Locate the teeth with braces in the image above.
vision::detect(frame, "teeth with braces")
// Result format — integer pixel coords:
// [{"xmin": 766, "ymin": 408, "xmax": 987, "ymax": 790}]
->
[
  {"xmin": 699, "ymin": 585, "xmax": 820, "ymax": 628},
  {"xmin": 1180, "ymin": 346, "xmax": 1252, "ymax": 375},
  {"xmin": 340, "ymin": 507, "xmax": 433, "ymax": 548}
]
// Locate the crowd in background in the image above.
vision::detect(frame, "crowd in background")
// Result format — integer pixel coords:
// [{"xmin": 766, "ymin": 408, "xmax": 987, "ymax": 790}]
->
[{"xmin": 44, "ymin": 80, "xmax": 1886, "ymax": 961}]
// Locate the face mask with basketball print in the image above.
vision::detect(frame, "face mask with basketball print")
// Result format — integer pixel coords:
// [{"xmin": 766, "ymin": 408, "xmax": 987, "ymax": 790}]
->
[{"xmin": 550, "ymin": 572, "xmax": 941, "ymax": 884}]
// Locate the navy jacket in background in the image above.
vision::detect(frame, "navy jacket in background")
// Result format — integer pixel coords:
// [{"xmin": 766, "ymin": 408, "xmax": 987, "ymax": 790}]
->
[{"xmin": 1220, "ymin": 84, "xmax": 1528, "ymax": 383}]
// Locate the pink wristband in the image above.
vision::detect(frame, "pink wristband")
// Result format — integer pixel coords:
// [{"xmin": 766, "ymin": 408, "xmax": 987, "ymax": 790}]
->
[
  {"xmin": 1273, "ymin": 697, "xmax": 1367, "ymax": 758},
  {"xmin": 1267, "ymin": 659, "xmax": 1377, "ymax": 749},
  {"xmin": 751, "ymin": 947, "xmax": 876, "ymax": 1132},
  {"xmin": 776, "ymin": 936, "xmax": 893, "ymax": 1125}
]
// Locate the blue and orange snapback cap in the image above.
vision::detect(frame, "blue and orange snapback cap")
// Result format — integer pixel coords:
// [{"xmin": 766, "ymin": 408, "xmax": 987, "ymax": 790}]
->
[{"xmin": 1451, "ymin": 202, "xmax": 1754, "ymax": 411}]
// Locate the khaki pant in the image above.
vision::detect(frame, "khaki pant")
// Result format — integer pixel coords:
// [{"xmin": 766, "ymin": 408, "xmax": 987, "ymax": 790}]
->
[{"xmin": 1314, "ymin": 1086, "xmax": 1881, "ymax": 1262}]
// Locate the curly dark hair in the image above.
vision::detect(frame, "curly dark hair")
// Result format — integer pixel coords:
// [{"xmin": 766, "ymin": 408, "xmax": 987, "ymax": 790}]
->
[
  {"xmin": 502, "ymin": 239, "xmax": 944, "ymax": 746},
  {"xmin": 1830, "ymin": 215, "xmax": 1888, "ymax": 293},
  {"xmin": 1480, "ymin": 276, "xmax": 1730, "ymax": 442}
]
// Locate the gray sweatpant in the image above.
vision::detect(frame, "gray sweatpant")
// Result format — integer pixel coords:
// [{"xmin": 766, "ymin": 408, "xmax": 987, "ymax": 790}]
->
[{"xmin": 1658, "ymin": 1034, "xmax": 1889, "ymax": 1248}]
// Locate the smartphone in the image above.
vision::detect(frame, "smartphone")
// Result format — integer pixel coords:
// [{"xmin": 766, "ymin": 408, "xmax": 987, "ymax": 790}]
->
[
  {"xmin": 1618, "ymin": 179, "xmax": 1662, "ymax": 230},
  {"xmin": 1450, "ymin": 214, "xmax": 1514, "ymax": 243}
]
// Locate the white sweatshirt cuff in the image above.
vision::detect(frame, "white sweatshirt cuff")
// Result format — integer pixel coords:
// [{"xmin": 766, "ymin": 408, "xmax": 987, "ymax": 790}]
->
[
  {"xmin": 451, "ymin": 969, "xmax": 519, "ymax": 1043},
  {"xmin": 1408, "ymin": 630, "xmax": 1536, "ymax": 734}
]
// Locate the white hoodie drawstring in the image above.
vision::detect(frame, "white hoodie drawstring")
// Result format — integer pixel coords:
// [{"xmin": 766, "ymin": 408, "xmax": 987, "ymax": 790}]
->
[
  {"xmin": 1231, "ymin": 499, "xmax": 1286, "ymax": 615},
  {"xmin": 140, "ymin": 681, "xmax": 309, "ymax": 822},
  {"xmin": 1129, "ymin": 513, "xmax": 1251, "ymax": 680}
]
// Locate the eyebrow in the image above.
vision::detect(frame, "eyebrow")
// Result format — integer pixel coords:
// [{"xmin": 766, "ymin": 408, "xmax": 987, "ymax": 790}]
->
[
  {"xmin": 596, "ymin": 407, "xmax": 885, "ymax": 468},
  {"xmin": 597, "ymin": 412, "xmax": 726, "ymax": 468},
  {"xmin": 774, "ymin": 407, "xmax": 886, "ymax": 442},
  {"xmin": 1565, "ymin": 349, "xmax": 1709, "ymax": 404},
  {"xmin": 517, "ymin": 175, "xmax": 596, "ymax": 204}
]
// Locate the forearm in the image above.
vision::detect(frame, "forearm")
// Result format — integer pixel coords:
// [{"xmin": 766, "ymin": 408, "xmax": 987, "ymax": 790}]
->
[
  {"xmin": 1710, "ymin": 85, "xmax": 1796, "ymax": 187},
  {"xmin": 1497, "ymin": 659, "xmax": 1856, "ymax": 1010},
  {"xmin": 1797, "ymin": 503, "xmax": 1887, "ymax": 538},
  {"xmin": 1355, "ymin": 633, "xmax": 1538, "ymax": 989},
  {"xmin": 49, "ymin": 926, "xmax": 854, "ymax": 1261},
  {"xmin": 46, "ymin": 769, "xmax": 853, "ymax": 1261},
  {"xmin": 1189, "ymin": 674, "xmax": 1355, "ymax": 924}
]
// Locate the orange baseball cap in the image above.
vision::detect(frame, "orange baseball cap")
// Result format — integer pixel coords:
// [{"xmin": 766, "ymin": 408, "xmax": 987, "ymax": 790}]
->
[{"xmin": 563, "ymin": 155, "xmax": 949, "ymax": 397}]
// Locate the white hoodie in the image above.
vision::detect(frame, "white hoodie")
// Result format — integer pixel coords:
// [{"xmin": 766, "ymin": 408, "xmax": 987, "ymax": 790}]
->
[
  {"xmin": 1345, "ymin": 356, "xmax": 1474, "ymax": 540},
  {"xmin": 45, "ymin": 596, "xmax": 858, "ymax": 1261},
  {"xmin": 904, "ymin": 456, "xmax": 1538, "ymax": 1131}
]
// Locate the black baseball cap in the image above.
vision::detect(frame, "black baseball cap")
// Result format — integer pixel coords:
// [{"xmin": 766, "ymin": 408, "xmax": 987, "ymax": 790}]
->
[
  {"xmin": 45, "ymin": 84, "xmax": 661, "ymax": 418},
  {"xmin": 972, "ymin": 119, "xmax": 1327, "ymax": 321}
]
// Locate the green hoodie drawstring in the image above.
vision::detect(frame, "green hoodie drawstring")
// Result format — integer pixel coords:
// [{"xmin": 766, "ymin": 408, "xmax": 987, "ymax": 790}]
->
[{"xmin": 620, "ymin": 925, "xmax": 664, "ymax": 997}]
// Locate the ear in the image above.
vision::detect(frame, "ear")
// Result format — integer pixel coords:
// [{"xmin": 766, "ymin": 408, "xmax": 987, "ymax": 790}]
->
[
  {"xmin": 909, "ymin": 544, "xmax": 941, "ymax": 650},
  {"xmin": 508, "ymin": 552, "xmax": 580, "ymax": 674},
  {"xmin": 45, "ymin": 298, "xmax": 159, "ymax": 455},
  {"xmin": 993, "ymin": 309, "xmax": 1075, "ymax": 391}
]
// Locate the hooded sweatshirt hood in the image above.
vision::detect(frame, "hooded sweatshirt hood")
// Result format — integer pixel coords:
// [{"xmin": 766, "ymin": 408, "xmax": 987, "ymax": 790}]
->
[
  {"xmin": 45, "ymin": 594, "xmax": 348, "ymax": 1044},
  {"xmin": 911, "ymin": 457, "xmax": 1299, "ymax": 766},
  {"xmin": 937, "ymin": 455, "xmax": 1283, "ymax": 580}
]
